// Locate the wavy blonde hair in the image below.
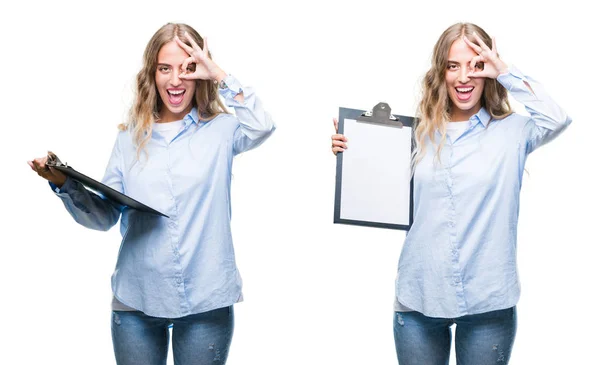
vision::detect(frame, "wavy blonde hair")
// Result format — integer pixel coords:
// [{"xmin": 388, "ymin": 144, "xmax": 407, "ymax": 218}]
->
[
  {"xmin": 119, "ymin": 23, "xmax": 228, "ymax": 160},
  {"xmin": 413, "ymin": 23, "xmax": 512, "ymax": 169}
]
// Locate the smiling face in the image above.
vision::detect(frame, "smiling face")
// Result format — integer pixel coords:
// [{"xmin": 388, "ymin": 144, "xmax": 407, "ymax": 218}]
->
[
  {"xmin": 445, "ymin": 39, "xmax": 485, "ymax": 122},
  {"xmin": 155, "ymin": 41, "xmax": 196, "ymax": 122}
]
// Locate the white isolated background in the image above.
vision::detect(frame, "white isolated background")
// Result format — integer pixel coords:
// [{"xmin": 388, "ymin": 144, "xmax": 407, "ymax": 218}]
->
[{"xmin": 1, "ymin": 0, "xmax": 597, "ymax": 364}]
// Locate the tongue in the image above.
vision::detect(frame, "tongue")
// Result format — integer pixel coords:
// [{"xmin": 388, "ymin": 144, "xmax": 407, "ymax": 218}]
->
[
  {"xmin": 169, "ymin": 92, "xmax": 184, "ymax": 105},
  {"xmin": 457, "ymin": 90, "xmax": 472, "ymax": 101}
]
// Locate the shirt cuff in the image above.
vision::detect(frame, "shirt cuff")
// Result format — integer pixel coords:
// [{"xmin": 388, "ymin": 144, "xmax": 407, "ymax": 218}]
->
[
  {"xmin": 49, "ymin": 176, "xmax": 76, "ymax": 195},
  {"xmin": 496, "ymin": 64, "xmax": 526, "ymax": 91},
  {"xmin": 218, "ymin": 74, "xmax": 244, "ymax": 100}
]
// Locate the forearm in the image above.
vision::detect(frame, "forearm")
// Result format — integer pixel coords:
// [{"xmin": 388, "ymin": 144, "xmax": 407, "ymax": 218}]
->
[
  {"xmin": 219, "ymin": 75, "xmax": 276, "ymax": 153},
  {"xmin": 51, "ymin": 177, "xmax": 122, "ymax": 231},
  {"xmin": 497, "ymin": 65, "xmax": 572, "ymax": 152}
]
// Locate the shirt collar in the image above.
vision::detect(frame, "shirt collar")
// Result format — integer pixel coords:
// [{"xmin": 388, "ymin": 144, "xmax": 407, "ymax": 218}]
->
[
  {"xmin": 470, "ymin": 107, "xmax": 492, "ymax": 127},
  {"xmin": 436, "ymin": 107, "xmax": 492, "ymax": 138},
  {"xmin": 183, "ymin": 107, "xmax": 200, "ymax": 127}
]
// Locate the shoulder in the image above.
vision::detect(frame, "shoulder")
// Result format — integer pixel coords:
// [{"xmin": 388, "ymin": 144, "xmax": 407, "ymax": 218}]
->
[
  {"xmin": 110, "ymin": 129, "xmax": 139, "ymax": 156},
  {"xmin": 491, "ymin": 112, "xmax": 530, "ymax": 130},
  {"xmin": 203, "ymin": 112, "xmax": 238, "ymax": 129},
  {"xmin": 114, "ymin": 129, "xmax": 132, "ymax": 146}
]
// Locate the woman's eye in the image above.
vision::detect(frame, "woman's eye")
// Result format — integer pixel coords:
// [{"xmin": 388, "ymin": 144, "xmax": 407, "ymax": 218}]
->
[
  {"xmin": 447, "ymin": 64, "xmax": 458, "ymax": 70},
  {"xmin": 475, "ymin": 62, "xmax": 484, "ymax": 70},
  {"xmin": 186, "ymin": 64, "xmax": 196, "ymax": 72},
  {"xmin": 158, "ymin": 66, "xmax": 170, "ymax": 73}
]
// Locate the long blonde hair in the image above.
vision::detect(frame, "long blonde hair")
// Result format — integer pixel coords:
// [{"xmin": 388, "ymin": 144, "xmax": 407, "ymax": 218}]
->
[
  {"xmin": 413, "ymin": 23, "xmax": 512, "ymax": 169},
  {"xmin": 119, "ymin": 23, "xmax": 228, "ymax": 159}
]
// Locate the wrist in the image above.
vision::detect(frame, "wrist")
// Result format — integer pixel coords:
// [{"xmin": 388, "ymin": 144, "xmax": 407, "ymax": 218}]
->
[
  {"xmin": 495, "ymin": 60, "xmax": 509, "ymax": 77},
  {"xmin": 51, "ymin": 178, "xmax": 65, "ymax": 189},
  {"xmin": 213, "ymin": 69, "xmax": 227, "ymax": 83},
  {"xmin": 49, "ymin": 171, "xmax": 67, "ymax": 189}
]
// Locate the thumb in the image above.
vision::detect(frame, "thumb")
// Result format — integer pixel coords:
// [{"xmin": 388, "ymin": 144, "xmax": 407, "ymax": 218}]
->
[{"xmin": 48, "ymin": 166, "xmax": 64, "ymax": 177}]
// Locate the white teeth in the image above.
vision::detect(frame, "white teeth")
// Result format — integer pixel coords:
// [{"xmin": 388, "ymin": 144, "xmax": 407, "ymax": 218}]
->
[
  {"xmin": 168, "ymin": 90, "xmax": 184, "ymax": 95},
  {"xmin": 456, "ymin": 87, "xmax": 474, "ymax": 93}
]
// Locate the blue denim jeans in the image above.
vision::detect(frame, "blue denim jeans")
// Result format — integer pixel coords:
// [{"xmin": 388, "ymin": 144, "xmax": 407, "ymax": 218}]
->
[
  {"xmin": 111, "ymin": 306, "xmax": 234, "ymax": 365},
  {"xmin": 393, "ymin": 307, "xmax": 517, "ymax": 365}
]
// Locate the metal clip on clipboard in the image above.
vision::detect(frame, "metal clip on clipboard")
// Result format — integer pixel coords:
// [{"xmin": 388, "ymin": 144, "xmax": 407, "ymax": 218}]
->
[
  {"xmin": 46, "ymin": 151, "xmax": 68, "ymax": 168},
  {"xmin": 356, "ymin": 102, "xmax": 403, "ymax": 127}
]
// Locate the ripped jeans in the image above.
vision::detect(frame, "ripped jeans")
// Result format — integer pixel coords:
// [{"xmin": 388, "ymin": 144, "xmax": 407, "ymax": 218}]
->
[
  {"xmin": 111, "ymin": 306, "xmax": 234, "ymax": 365},
  {"xmin": 393, "ymin": 306, "xmax": 517, "ymax": 365}
]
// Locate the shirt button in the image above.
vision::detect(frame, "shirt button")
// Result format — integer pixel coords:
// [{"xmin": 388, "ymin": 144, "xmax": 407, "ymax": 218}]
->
[
  {"xmin": 176, "ymin": 278, "xmax": 182, "ymax": 284},
  {"xmin": 454, "ymin": 277, "xmax": 461, "ymax": 284}
]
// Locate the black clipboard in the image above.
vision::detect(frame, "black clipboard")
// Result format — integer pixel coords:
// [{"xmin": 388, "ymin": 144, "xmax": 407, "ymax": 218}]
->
[
  {"xmin": 46, "ymin": 152, "xmax": 169, "ymax": 218},
  {"xmin": 334, "ymin": 102, "xmax": 414, "ymax": 230}
]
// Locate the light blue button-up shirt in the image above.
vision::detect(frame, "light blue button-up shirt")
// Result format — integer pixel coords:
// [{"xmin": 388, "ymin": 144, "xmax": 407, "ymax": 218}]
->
[
  {"xmin": 53, "ymin": 77, "xmax": 275, "ymax": 318},
  {"xmin": 395, "ymin": 66, "xmax": 571, "ymax": 318}
]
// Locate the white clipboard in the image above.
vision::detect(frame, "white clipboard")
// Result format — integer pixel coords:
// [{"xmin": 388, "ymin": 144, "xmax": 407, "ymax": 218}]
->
[{"xmin": 333, "ymin": 102, "xmax": 414, "ymax": 230}]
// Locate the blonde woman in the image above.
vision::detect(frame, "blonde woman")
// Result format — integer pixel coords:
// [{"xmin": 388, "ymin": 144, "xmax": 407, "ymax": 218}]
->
[
  {"xmin": 331, "ymin": 23, "xmax": 570, "ymax": 364},
  {"xmin": 28, "ymin": 23, "xmax": 275, "ymax": 365}
]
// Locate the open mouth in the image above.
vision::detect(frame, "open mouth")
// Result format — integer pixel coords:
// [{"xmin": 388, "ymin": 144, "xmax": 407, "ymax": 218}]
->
[
  {"xmin": 167, "ymin": 89, "xmax": 185, "ymax": 105},
  {"xmin": 455, "ymin": 86, "xmax": 474, "ymax": 101}
]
